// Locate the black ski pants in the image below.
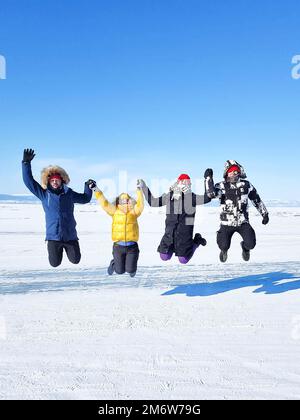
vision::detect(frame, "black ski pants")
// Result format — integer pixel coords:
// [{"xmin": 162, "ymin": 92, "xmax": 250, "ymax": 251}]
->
[
  {"xmin": 47, "ymin": 240, "xmax": 81, "ymax": 267},
  {"xmin": 113, "ymin": 243, "xmax": 140, "ymax": 275},
  {"xmin": 217, "ymin": 223, "xmax": 256, "ymax": 252}
]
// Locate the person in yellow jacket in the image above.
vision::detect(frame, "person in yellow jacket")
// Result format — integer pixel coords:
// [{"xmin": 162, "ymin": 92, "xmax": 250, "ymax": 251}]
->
[{"xmin": 90, "ymin": 180, "xmax": 144, "ymax": 277}]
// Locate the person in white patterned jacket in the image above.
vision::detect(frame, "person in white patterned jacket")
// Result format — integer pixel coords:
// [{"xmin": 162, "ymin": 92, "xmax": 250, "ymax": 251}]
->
[{"xmin": 204, "ymin": 160, "xmax": 269, "ymax": 262}]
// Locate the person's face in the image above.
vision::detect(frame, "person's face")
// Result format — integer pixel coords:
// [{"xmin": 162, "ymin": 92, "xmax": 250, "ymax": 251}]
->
[
  {"xmin": 118, "ymin": 197, "xmax": 133, "ymax": 213},
  {"xmin": 178, "ymin": 179, "xmax": 191, "ymax": 190},
  {"xmin": 49, "ymin": 178, "xmax": 62, "ymax": 189},
  {"xmin": 227, "ymin": 170, "xmax": 240, "ymax": 183},
  {"xmin": 179, "ymin": 179, "xmax": 191, "ymax": 186}
]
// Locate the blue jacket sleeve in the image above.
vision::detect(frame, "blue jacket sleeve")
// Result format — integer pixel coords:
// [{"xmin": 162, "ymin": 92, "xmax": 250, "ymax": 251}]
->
[
  {"xmin": 22, "ymin": 162, "xmax": 46, "ymax": 201},
  {"xmin": 72, "ymin": 183, "xmax": 93, "ymax": 204}
]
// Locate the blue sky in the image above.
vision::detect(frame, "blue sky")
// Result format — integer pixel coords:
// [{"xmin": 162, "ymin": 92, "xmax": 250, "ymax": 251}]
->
[{"xmin": 0, "ymin": 0, "xmax": 299, "ymax": 200}]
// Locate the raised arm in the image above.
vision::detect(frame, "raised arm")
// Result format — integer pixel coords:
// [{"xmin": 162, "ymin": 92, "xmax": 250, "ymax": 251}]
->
[
  {"xmin": 193, "ymin": 192, "xmax": 212, "ymax": 206},
  {"xmin": 72, "ymin": 180, "xmax": 93, "ymax": 204},
  {"xmin": 248, "ymin": 183, "xmax": 269, "ymax": 224},
  {"xmin": 204, "ymin": 168, "xmax": 221, "ymax": 199},
  {"xmin": 138, "ymin": 179, "xmax": 168, "ymax": 207},
  {"xmin": 93, "ymin": 186, "xmax": 116, "ymax": 216},
  {"xmin": 22, "ymin": 149, "xmax": 46, "ymax": 201},
  {"xmin": 134, "ymin": 188, "xmax": 144, "ymax": 217}
]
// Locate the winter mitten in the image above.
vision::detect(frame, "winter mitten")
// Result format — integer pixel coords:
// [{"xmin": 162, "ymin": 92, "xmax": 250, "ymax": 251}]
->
[
  {"xmin": 23, "ymin": 148, "xmax": 35, "ymax": 163},
  {"xmin": 262, "ymin": 214, "xmax": 269, "ymax": 225},
  {"xmin": 86, "ymin": 179, "xmax": 97, "ymax": 190},
  {"xmin": 204, "ymin": 168, "xmax": 213, "ymax": 178},
  {"xmin": 137, "ymin": 179, "xmax": 146, "ymax": 190},
  {"xmin": 170, "ymin": 182, "xmax": 182, "ymax": 200}
]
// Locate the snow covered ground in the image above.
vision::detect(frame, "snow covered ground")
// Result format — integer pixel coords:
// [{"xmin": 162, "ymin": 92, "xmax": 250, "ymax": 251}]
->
[{"xmin": 0, "ymin": 202, "xmax": 300, "ymax": 399}]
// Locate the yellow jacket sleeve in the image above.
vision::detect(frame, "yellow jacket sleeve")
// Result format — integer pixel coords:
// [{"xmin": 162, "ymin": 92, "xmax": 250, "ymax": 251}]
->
[
  {"xmin": 95, "ymin": 191, "xmax": 116, "ymax": 216},
  {"xmin": 134, "ymin": 189, "xmax": 144, "ymax": 217}
]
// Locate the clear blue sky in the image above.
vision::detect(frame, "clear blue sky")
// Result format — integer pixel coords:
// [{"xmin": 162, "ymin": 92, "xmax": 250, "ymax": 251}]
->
[{"xmin": 0, "ymin": 0, "xmax": 299, "ymax": 200}]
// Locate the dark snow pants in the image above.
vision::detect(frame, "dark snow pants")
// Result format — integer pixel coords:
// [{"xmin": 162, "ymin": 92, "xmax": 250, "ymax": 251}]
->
[
  {"xmin": 113, "ymin": 243, "xmax": 140, "ymax": 274},
  {"xmin": 217, "ymin": 223, "xmax": 256, "ymax": 252},
  {"xmin": 47, "ymin": 240, "xmax": 81, "ymax": 267}
]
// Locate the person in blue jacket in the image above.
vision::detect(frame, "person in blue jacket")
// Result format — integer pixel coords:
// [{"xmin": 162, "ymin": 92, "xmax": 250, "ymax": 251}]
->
[{"xmin": 22, "ymin": 148, "xmax": 95, "ymax": 267}]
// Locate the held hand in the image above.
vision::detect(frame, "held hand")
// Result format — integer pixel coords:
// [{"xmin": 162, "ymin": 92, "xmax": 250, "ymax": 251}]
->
[
  {"xmin": 262, "ymin": 214, "xmax": 269, "ymax": 225},
  {"xmin": 23, "ymin": 148, "xmax": 35, "ymax": 163},
  {"xmin": 137, "ymin": 179, "xmax": 146, "ymax": 190},
  {"xmin": 86, "ymin": 179, "xmax": 97, "ymax": 190},
  {"xmin": 204, "ymin": 168, "xmax": 213, "ymax": 178}
]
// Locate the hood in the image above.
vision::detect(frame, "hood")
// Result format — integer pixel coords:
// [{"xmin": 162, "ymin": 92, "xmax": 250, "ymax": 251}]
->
[
  {"xmin": 115, "ymin": 193, "xmax": 136, "ymax": 207},
  {"xmin": 223, "ymin": 160, "xmax": 247, "ymax": 179},
  {"xmin": 119, "ymin": 193, "xmax": 131, "ymax": 201},
  {"xmin": 41, "ymin": 165, "xmax": 70, "ymax": 189}
]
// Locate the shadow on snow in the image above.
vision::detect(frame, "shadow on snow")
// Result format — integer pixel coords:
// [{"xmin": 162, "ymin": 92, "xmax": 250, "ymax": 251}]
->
[
  {"xmin": 0, "ymin": 267, "xmax": 300, "ymax": 296},
  {"xmin": 162, "ymin": 271, "xmax": 300, "ymax": 297}
]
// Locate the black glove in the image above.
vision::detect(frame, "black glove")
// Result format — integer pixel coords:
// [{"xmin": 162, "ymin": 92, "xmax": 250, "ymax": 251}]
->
[
  {"xmin": 86, "ymin": 179, "xmax": 97, "ymax": 189},
  {"xmin": 204, "ymin": 168, "xmax": 213, "ymax": 178},
  {"xmin": 262, "ymin": 214, "xmax": 269, "ymax": 225},
  {"xmin": 23, "ymin": 148, "xmax": 35, "ymax": 163}
]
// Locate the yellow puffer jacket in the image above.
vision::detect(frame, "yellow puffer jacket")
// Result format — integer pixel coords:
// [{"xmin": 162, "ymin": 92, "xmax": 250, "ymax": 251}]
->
[{"xmin": 95, "ymin": 190, "xmax": 144, "ymax": 242}]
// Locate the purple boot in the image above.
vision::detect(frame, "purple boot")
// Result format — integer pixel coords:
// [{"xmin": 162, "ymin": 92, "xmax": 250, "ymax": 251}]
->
[
  {"xmin": 178, "ymin": 256, "xmax": 190, "ymax": 264},
  {"xmin": 160, "ymin": 252, "xmax": 173, "ymax": 261},
  {"xmin": 178, "ymin": 243, "xmax": 198, "ymax": 265}
]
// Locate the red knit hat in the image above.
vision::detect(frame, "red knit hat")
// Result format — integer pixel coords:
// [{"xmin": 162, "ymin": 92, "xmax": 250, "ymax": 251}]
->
[
  {"xmin": 177, "ymin": 174, "xmax": 191, "ymax": 181},
  {"xmin": 227, "ymin": 165, "xmax": 240, "ymax": 175}
]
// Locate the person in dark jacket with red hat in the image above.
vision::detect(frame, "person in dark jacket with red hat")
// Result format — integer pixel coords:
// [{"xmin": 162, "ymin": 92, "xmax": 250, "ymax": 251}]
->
[
  {"xmin": 138, "ymin": 174, "xmax": 211, "ymax": 264},
  {"xmin": 204, "ymin": 160, "xmax": 269, "ymax": 262}
]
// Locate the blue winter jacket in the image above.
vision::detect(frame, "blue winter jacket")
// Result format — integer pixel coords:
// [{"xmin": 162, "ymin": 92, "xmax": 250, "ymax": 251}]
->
[{"xmin": 22, "ymin": 162, "xmax": 92, "ymax": 241}]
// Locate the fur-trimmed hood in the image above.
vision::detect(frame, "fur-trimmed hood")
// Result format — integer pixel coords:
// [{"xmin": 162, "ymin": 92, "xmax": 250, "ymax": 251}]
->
[
  {"xmin": 223, "ymin": 160, "xmax": 247, "ymax": 179},
  {"xmin": 41, "ymin": 165, "xmax": 70, "ymax": 189}
]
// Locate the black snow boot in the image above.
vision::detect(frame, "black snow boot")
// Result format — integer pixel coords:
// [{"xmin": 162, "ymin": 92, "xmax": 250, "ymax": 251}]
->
[
  {"xmin": 107, "ymin": 259, "xmax": 115, "ymax": 275},
  {"xmin": 193, "ymin": 233, "xmax": 207, "ymax": 247},
  {"xmin": 129, "ymin": 272, "xmax": 136, "ymax": 278},
  {"xmin": 219, "ymin": 250, "xmax": 228, "ymax": 263},
  {"xmin": 241, "ymin": 242, "xmax": 250, "ymax": 262}
]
